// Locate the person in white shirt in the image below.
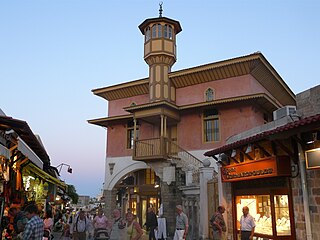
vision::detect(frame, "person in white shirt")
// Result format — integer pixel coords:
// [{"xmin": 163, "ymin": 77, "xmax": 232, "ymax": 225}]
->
[
  {"xmin": 239, "ymin": 206, "xmax": 255, "ymax": 240},
  {"xmin": 70, "ymin": 210, "xmax": 92, "ymax": 240}
]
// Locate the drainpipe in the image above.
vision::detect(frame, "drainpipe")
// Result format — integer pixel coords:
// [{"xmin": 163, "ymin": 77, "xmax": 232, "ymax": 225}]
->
[{"xmin": 298, "ymin": 142, "xmax": 313, "ymax": 240}]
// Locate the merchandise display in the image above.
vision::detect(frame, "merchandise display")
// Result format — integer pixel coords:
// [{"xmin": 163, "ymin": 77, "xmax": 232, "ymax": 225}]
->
[{"xmin": 236, "ymin": 194, "xmax": 291, "ymax": 237}]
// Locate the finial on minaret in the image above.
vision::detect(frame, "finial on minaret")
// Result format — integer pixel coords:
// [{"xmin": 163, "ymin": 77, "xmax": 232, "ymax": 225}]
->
[{"xmin": 159, "ymin": 2, "xmax": 163, "ymax": 17}]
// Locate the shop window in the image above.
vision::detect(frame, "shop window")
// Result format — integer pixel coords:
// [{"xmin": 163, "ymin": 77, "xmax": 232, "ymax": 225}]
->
[
  {"xmin": 203, "ymin": 109, "xmax": 220, "ymax": 142},
  {"xmin": 205, "ymin": 88, "xmax": 215, "ymax": 101},
  {"xmin": 235, "ymin": 193, "xmax": 291, "ymax": 238},
  {"xmin": 274, "ymin": 195, "xmax": 291, "ymax": 236},
  {"xmin": 127, "ymin": 121, "xmax": 139, "ymax": 149},
  {"xmin": 145, "ymin": 169, "xmax": 155, "ymax": 185}
]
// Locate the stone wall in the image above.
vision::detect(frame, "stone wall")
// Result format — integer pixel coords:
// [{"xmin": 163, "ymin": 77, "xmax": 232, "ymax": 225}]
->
[
  {"xmin": 103, "ymin": 189, "xmax": 118, "ymax": 219},
  {"xmin": 296, "ymin": 85, "xmax": 320, "ymax": 117}
]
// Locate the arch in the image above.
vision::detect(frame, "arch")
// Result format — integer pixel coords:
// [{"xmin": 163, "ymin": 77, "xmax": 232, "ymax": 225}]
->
[
  {"xmin": 205, "ymin": 88, "xmax": 215, "ymax": 101},
  {"xmin": 106, "ymin": 161, "xmax": 148, "ymax": 190}
]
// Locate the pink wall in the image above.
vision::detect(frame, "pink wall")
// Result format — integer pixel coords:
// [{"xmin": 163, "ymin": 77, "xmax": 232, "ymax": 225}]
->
[
  {"xmin": 108, "ymin": 94, "xmax": 149, "ymax": 116},
  {"xmin": 107, "ymin": 103, "xmax": 265, "ymax": 157},
  {"xmin": 107, "ymin": 120, "xmax": 157, "ymax": 157},
  {"xmin": 176, "ymin": 74, "xmax": 272, "ymax": 106},
  {"xmin": 177, "ymin": 104, "xmax": 265, "ymax": 151}
]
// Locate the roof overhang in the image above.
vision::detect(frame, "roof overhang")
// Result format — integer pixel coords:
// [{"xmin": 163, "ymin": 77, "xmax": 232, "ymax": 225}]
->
[
  {"xmin": 0, "ymin": 116, "xmax": 50, "ymax": 165},
  {"xmin": 92, "ymin": 78, "xmax": 149, "ymax": 101},
  {"xmin": 204, "ymin": 114, "xmax": 320, "ymax": 157},
  {"xmin": 88, "ymin": 114, "xmax": 133, "ymax": 128},
  {"xmin": 91, "ymin": 53, "xmax": 295, "ymax": 106},
  {"xmin": 138, "ymin": 17, "xmax": 182, "ymax": 34}
]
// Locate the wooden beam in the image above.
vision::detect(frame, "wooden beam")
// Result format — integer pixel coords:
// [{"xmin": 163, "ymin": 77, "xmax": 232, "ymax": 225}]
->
[
  {"xmin": 274, "ymin": 140, "xmax": 295, "ymax": 158},
  {"xmin": 9, "ymin": 144, "xmax": 17, "ymax": 152},
  {"xmin": 255, "ymin": 142, "xmax": 272, "ymax": 157},
  {"xmin": 239, "ymin": 148, "xmax": 253, "ymax": 160}
]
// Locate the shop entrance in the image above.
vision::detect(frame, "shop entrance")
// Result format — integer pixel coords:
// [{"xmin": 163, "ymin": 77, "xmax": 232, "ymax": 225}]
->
[{"xmin": 232, "ymin": 177, "xmax": 295, "ymax": 240}]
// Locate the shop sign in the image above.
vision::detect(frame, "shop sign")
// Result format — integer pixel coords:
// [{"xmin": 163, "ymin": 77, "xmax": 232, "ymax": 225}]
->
[{"xmin": 221, "ymin": 156, "xmax": 291, "ymax": 182}]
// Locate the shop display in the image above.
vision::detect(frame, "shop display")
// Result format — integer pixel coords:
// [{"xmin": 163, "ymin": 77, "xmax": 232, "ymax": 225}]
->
[{"xmin": 236, "ymin": 194, "xmax": 291, "ymax": 237}]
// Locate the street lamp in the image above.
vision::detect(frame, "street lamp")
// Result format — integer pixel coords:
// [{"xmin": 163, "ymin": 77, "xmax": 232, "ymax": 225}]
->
[{"xmin": 56, "ymin": 163, "xmax": 73, "ymax": 174}]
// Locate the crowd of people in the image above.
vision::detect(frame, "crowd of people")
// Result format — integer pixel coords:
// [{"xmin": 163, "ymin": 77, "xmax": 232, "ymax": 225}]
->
[{"xmin": 1, "ymin": 203, "xmax": 170, "ymax": 240}]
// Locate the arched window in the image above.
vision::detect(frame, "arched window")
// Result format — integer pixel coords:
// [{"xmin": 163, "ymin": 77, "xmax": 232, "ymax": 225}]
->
[
  {"xmin": 168, "ymin": 25, "xmax": 173, "ymax": 39},
  {"xmin": 152, "ymin": 24, "xmax": 157, "ymax": 38},
  {"xmin": 157, "ymin": 24, "xmax": 162, "ymax": 38},
  {"xmin": 145, "ymin": 27, "xmax": 150, "ymax": 42},
  {"xmin": 164, "ymin": 24, "xmax": 173, "ymax": 39},
  {"xmin": 205, "ymin": 88, "xmax": 215, "ymax": 101}
]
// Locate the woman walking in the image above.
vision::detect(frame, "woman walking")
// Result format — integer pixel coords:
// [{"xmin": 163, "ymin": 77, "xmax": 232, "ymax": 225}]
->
[{"xmin": 126, "ymin": 212, "xmax": 143, "ymax": 240}]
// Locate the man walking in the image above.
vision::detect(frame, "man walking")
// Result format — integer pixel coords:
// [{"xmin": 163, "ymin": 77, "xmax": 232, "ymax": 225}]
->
[
  {"xmin": 109, "ymin": 209, "xmax": 126, "ymax": 240},
  {"xmin": 23, "ymin": 204, "xmax": 44, "ymax": 240},
  {"xmin": 210, "ymin": 205, "xmax": 226, "ymax": 240},
  {"xmin": 240, "ymin": 206, "xmax": 255, "ymax": 240},
  {"xmin": 70, "ymin": 209, "xmax": 92, "ymax": 240},
  {"xmin": 145, "ymin": 207, "xmax": 158, "ymax": 240},
  {"xmin": 173, "ymin": 205, "xmax": 188, "ymax": 240}
]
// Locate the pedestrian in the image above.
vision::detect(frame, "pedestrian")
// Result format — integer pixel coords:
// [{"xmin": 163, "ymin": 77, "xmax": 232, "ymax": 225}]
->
[
  {"xmin": 60, "ymin": 223, "xmax": 71, "ymax": 240},
  {"xmin": 173, "ymin": 205, "xmax": 188, "ymax": 240},
  {"xmin": 23, "ymin": 203, "xmax": 44, "ymax": 240},
  {"xmin": 209, "ymin": 206, "xmax": 226, "ymax": 240},
  {"xmin": 93, "ymin": 208, "xmax": 109, "ymax": 238},
  {"xmin": 70, "ymin": 209, "xmax": 92, "ymax": 240},
  {"xmin": 145, "ymin": 207, "xmax": 158, "ymax": 240},
  {"xmin": 43, "ymin": 210, "xmax": 54, "ymax": 240},
  {"xmin": 125, "ymin": 212, "xmax": 143, "ymax": 240},
  {"xmin": 109, "ymin": 209, "xmax": 126, "ymax": 240},
  {"xmin": 8, "ymin": 207, "xmax": 28, "ymax": 236},
  {"xmin": 239, "ymin": 206, "xmax": 255, "ymax": 240}
]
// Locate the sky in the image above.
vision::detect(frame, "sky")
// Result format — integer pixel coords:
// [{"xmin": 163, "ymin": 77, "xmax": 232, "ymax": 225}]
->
[{"xmin": 0, "ymin": 0, "xmax": 319, "ymax": 197}]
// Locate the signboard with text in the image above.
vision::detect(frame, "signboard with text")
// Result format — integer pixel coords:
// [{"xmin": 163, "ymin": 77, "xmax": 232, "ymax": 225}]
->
[{"xmin": 221, "ymin": 156, "xmax": 291, "ymax": 182}]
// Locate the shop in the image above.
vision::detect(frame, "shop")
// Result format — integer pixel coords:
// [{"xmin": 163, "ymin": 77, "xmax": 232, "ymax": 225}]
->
[
  {"xmin": 205, "ymin": 112, "xmax": 320, "ymax": 240},
  {"xmin": 222, "ymin": 156, "xmax": 294, "ymax": 239}
]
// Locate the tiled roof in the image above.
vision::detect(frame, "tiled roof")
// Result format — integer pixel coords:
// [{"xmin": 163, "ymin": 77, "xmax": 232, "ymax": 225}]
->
[{"xmin": 204, "ymin": 114, "xmax": 320, "ymax": 156}]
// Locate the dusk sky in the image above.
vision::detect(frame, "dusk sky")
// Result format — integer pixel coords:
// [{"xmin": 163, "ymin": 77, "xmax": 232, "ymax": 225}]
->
[{"xmin": 1, "ymin": 1, "xmax": 319, "ymax": 197}]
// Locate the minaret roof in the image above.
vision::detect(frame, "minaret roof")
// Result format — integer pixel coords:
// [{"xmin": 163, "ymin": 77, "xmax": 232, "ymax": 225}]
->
[{"xmin": 138, "ymin": 17, "xmax": 182, "ymax": 34}]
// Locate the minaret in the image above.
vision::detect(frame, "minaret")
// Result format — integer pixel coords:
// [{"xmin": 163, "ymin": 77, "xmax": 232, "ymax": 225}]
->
[{"xmin": 139, "ymin": 4, "xmax": 182, "ymax": 103}]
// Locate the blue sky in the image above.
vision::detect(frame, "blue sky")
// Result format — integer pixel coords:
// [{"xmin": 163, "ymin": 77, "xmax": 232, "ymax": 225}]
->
[{"xmin": 0, "ymin": 0, "xmax": 319, "ymax": 197}]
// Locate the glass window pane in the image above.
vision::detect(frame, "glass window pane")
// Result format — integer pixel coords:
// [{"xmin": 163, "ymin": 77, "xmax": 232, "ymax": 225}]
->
[
  {"xmin": 236, "ymin": 195, "xmax": 272, "ymax": 236},
  {"xmin": 152, "ymin": 24, "xmax": 156, "ymax": 38},
  {"xmin": 145, "ymin": 27, "xmax": 150, "ymax": 42},
  {"xmin": 274, "ymin": 195, "xmax": 291, "ymax": 236},
  {"xmin": 164, "ymin": 25, "xmax": 168, "ymax": 38},
  {"xmin": 158, "ymin": 24, "xmax": 162, "ymax": 38}
]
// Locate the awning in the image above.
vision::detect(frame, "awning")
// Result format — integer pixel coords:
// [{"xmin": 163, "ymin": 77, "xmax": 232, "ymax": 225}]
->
[
  {"xmin": 25, "ymin": 163, "xmax": 67, "ymax": 191},
  {"xmin": 18, "ymin": 137, "xmax": 43, "ymax": 169},
  {"xmin": 0, "ymin": 144, "xmax": 10, "ymax": 159}
]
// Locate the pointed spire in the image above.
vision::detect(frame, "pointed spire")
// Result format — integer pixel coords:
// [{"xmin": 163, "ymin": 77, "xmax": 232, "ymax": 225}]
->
[{"xmin": 159, "ymin": 2, "xmax": 163, "ymax": 17}]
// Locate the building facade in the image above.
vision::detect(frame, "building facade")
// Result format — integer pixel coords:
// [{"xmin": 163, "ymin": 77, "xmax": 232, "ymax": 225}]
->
[
  {"xmin": 205, "ymin": 85, "xmax": 320, "ymax": 240},
  {"xmin": 89, "ymin": 10, "xmax": 295, "ymax": 239}
]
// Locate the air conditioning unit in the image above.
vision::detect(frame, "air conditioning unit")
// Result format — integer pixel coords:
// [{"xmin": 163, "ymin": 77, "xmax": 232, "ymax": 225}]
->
[{"xmin": 273, "ymin": 106, "xmax": 297, "ymax": 120}]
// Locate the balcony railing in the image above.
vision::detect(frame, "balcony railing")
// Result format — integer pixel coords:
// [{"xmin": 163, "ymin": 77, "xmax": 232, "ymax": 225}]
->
[
  {"xmin": 133, "ymin": 137, "xmax": 168, "ymax": 161},
  {"xmin": 133, "ymin": 137, "xmax": 202, "ymax": 185}
]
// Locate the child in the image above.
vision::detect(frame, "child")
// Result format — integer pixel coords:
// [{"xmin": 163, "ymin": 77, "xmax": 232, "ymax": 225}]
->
[{"xmin": 60, "ymin": 224, "xmax": 71, "ymax": 240}]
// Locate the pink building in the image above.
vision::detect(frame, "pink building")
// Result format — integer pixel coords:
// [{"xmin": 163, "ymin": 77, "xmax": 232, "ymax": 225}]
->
[{"xmin": 89, "ymin": 10, "xmax": 295, "ymax": 239}]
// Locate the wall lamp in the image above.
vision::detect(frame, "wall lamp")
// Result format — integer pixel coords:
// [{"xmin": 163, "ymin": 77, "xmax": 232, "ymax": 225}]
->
[{"xmin": 56, "ymin": 163, "xmax": 73, "ymax": 174}]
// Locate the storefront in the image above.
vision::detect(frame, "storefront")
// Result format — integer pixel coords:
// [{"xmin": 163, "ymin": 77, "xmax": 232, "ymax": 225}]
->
[{"xmin": 221, "ymin": 156, "xmax": 295, "ymax": 239}]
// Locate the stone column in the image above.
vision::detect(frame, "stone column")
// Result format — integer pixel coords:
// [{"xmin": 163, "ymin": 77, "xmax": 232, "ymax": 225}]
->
[
  {"xmin": 103, "ymin": 189, "xmax": 117, "ymax": 219},
  {"xmin": 161, "ymin": 181, "xmax": 182, "ymax": 239},
  {"xmin": 199, "ymin": 159, "xmax": 215, "ymax": 239}
]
